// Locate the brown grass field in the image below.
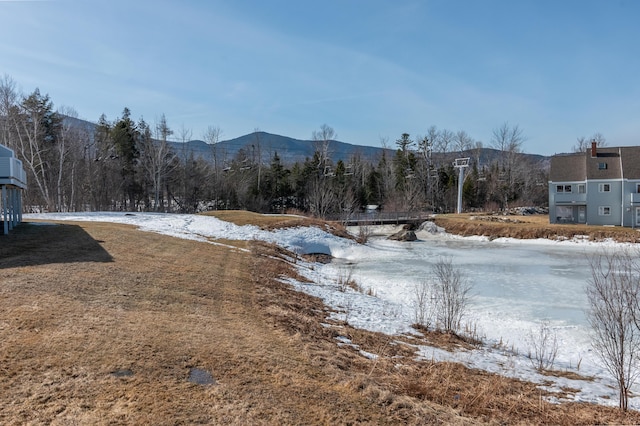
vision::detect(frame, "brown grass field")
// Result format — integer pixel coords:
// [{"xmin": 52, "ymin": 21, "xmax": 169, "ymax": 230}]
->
[
  {"xmin": 432, "ymin": 213, "xmax": 640, "ymax": 243},
  {"xmin": 1, "ymin": 212, "xmax": 640, "ymax": 424}
]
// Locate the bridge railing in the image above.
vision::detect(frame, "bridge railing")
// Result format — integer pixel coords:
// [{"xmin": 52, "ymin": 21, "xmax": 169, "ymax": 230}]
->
[{"xmin": 326, "ymin": 211, "xmax": 431, "ymax": 226}]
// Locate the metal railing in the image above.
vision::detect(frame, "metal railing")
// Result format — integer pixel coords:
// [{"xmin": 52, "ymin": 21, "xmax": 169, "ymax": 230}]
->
[{"xmin": 326, "ymin": 211, "xmax": 431, "ymax": 226}]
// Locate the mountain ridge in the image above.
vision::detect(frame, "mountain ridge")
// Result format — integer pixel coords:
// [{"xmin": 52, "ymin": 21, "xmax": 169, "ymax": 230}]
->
[
  {"xmin": 169, "ymin": 131, "xmax": 396, "ymax": 164},
  {"xmin": 65, "ymin": 116, "xmax": 549, "ymax": 166}
]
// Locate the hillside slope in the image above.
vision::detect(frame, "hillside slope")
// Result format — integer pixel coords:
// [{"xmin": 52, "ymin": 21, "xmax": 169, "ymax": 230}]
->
[{"xmin": 1, "ymin": 216, "xmax": 638, "ymax": 424}]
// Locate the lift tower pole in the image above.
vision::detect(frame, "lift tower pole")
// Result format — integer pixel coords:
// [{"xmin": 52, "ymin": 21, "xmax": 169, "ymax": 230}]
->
[{"xmin": 453, "ymin": 158, "xmax": 470, "ymax": 214}]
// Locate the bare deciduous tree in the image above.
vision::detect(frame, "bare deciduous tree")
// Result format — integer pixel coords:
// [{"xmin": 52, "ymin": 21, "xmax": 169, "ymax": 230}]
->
[
  {"xmin": 586, "ymin": 249, "xmax": 640, "ymax": 411},
  {"xmin": 425, "ymin": 125, "xmax": 439, "ymax": 150},
  {"xmin": 312, "ymin": 124, "xmax": 336, "ymax": 172},
  {"xmin": 0, "ymin": 74, "xmax": 19, "ymax": 148},
  {"xmin": 140, "ymin": 114, "xmax": 178, "ymax": 211},
  {"xmin": 403, "ymin": 176, "xmax": 424, "ymax": 212},
  {"xmin": 431, "ymin": 257, "xmax": 472, "ymax": 334},
  {"xmin": 527, "ymin": 319, "xmax": 559, "ymax": 371},
  {"xmin": 436, "ymin": 129, "xmax": 454, "ymax": 153},
  {"xmin": 10, "ymin": 88, "xmax": 61, "ymax": 210},
  {"xmin": 413, "ymin": 279, "xmax": 433, "ymax": 329},
  {"xmin": 307, "ymin": 177, "xmax": 335, "ymax": 219},
  {"xmin": 56, "ymin": 106, "xmax": 86, "ymax": 211},
  {"xmin": 491, "ymin": 122, "xmax": 525, "ymax": 154},
  {"xmin": 573, "ymin": 136, "xmax": 589, "ymax": 153},
  {"xmin": 573, "ymin": 132, "xmax": 607, "ymax": 153},
  {"xmin": 203, "ymin": 125, "xmax": 222, "ymax": 165},
  {"xmin": 454, "ymin": 130, "xmax": 473, "ymax": 154},
  {"xmin": 591, "ymin": 132, "xmax": 607, "ymax": 147},
  {"xmin": 490, "ymin": 122, "xmax": 527, "ymax": 210},
  {"xmin": 203, "ymin": 125, "xmax": 225, "ymax": 209}
]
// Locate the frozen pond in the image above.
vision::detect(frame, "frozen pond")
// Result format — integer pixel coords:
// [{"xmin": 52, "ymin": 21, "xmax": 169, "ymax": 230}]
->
[
  {"xmin": 357, "ymin": 236, "xmax": 594, "ymax": 326},
  {"xmin": 330, "ymin": 230, "xmax": 624, "ymax": 383}
]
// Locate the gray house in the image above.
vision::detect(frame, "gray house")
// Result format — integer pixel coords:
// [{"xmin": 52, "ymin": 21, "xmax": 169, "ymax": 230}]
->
[
  {"xmin": 549, "ymin": 142, "xmax": 640, "ymax": 226},
  {"xmin": 0, "ymin": 143, "xmax": 27, "ymax": 235}
]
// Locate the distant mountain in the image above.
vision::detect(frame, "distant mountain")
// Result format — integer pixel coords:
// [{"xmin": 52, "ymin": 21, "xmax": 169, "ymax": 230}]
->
[
  {"xmin": 171, "ymin": 134, "xmax": 549, "ymax": 171},
  {"xmin": 169, "ymin": 131, "xmax": 394, "ymax": 164},
  {"xmin": 63, "ymin": 117, "xmax": 549, "ymax": 167},
  {"xmin": 434, "ymin": 147, "xmax": 550, "ymax": 168}
]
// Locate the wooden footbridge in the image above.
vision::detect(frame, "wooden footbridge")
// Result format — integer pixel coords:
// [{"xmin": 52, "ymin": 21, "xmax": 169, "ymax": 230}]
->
[{"xmin": 327, "ymin": 211, "xmax": 432, "ymax": 226}]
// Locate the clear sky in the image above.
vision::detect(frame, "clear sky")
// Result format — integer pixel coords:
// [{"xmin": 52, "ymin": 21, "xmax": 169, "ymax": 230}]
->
[{"xmin": 2, "ymin": 0, "xmax": 639, "ymax": 156}]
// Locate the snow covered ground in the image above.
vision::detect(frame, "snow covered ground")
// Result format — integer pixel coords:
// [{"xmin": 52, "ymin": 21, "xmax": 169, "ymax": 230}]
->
[{"xmin": 23, "ymin": 212, "xmax": 640, "ymax": 409}]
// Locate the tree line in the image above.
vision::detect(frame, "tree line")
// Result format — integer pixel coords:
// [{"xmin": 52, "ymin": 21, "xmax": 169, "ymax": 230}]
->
[{"xmin": 0, "ymin": 76, "xmax": 550, "ymax": 216}]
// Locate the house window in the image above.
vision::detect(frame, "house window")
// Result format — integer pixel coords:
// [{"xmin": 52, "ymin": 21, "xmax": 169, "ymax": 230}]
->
[
  {"xmin": 636, "ymin": 183, "xmax": 640, "ymax": 193},
  {"xmin": 599, "ymin": 206, "xmax": 611, "ymax": 216},
  {"xmin": 598, "ymin": 162, "xmax": 608, "ymax": 170},
  {"xmin": 578, "ymin": 184, "xmax": 586, "ymax": 194},
  {"xmin": 556, "ymin": 185, "xmax": 572, "ymax": 193},
  {"xmin": 599, "ymin": 183, "xmax": 611, "ymax": 192},
  {"xmin": 556, "ymin": 206, "xmax": 573, "ymax": 222}
]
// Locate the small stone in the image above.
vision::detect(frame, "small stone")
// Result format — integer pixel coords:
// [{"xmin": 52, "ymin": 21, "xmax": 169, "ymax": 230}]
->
[
  {"xmin": 188, "ymin": 368, "xmax": 216, "ymax": 385},
  {"xmin": 111, "ymin": 369, "xmax": 134, "ymax": 377},
  {"xmin": 388, "ymin": 230, "xmax": 417, "ymax": 241}
]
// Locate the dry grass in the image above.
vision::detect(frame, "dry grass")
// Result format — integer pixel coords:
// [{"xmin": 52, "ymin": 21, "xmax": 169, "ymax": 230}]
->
[
  {"xmin": 433, "ymin": 213, "xmax": 640, "ymax": 242},
  {"xmin": 1, "ymin": 213, "xmax": 640, "ymax": 424},
  {"xmin": 200, "ymin": 210, "xmax": 304, "ymax": 227}
]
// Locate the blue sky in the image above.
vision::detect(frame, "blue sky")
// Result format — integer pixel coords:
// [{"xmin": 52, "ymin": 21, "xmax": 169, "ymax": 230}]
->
[{"xmin": 2, "ymin": 0, "xmax": 639, "ymax": 155}]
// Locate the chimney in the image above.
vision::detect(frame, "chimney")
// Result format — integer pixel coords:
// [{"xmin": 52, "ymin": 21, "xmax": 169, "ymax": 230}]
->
[{"xmin": 591, "ymin": 140, "xmax": 597, "ymax": 157}]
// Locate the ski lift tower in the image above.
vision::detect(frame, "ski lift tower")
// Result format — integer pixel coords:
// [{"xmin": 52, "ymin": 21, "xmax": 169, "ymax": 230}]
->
[{"xmin": 453, "ymin": 157, "xmax": 470, "ymax": 214}]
